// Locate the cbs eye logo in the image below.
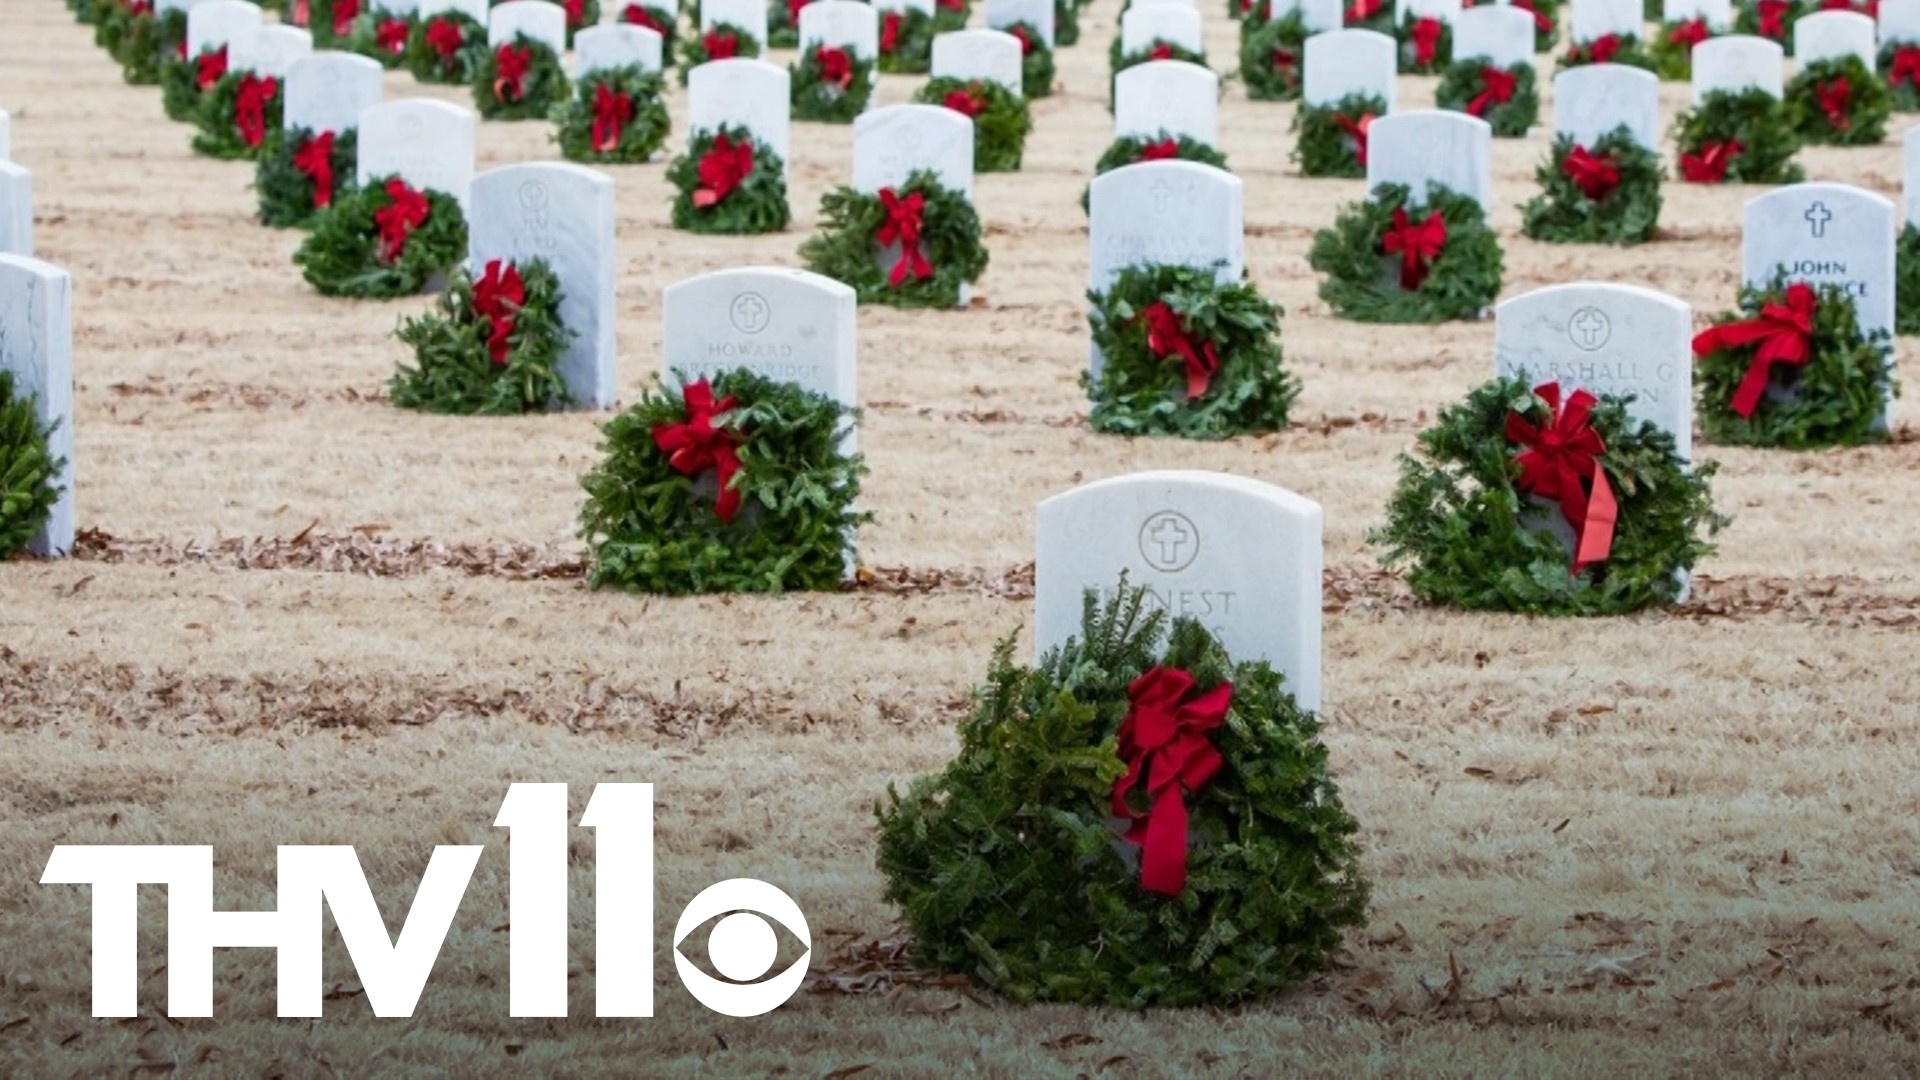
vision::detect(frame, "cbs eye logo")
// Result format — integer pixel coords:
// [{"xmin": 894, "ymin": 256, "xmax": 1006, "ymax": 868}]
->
[{"xmin": 672, "ymin": 879, "xmax": 812, "ymax": 1016}]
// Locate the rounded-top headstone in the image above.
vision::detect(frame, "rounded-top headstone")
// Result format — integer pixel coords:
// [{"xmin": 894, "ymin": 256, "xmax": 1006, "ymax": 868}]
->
[
  {"xmin": 228, "ymin": 25, "xmax": 314, "ymax": 79},
  {"xmin": 1570, "ymin": 0, "xmax": 1640, "ymax": 43},
  {"xmin": 1553, "ymin": 64, "xmax": 1660, "ymax": 150},
  {"xmin": 575, "ymin": 25, "xmax": 665, "ymax": 78},
  {"xmin": 1452, "ymin": 5, "xmax": 1534, "ymax": 67},
  {"xmin": 1303, "ymin": 28, "xmax": 1397, "ymax": 109},
  {"xmin": 985, "ymin": 0, "xmax": 1055, "ymax": 49},
  {"xmin": 1690, "ymin": 35, "xmax": 1784, "ymax": 102},
  {"xmin": 1270, "ymin": 0, "xmax": 1342, "ymax": 32},
  {"xmin": 852, "ymin": 104, "xmax": 975, "ymax": 197},
  {"xmin": 702, "ymin": 0, "xmax": 772, "ymax": 42},
  {"xmin": 687, "ymin": 59, "xmax": 792, "ymax": 164},
  {"xmin": 799, "ymin": 0, "xmax": 880, "ymax": 57},
  {"xmin": 488, "ymin": 0, "xmax": 568, "ymax": 52},
  {"xmin": 1365, "ymin": 109, "xmax": 1493, "ymax": 211},
  {"xmin": 1120, "ymin": 4, "xmax": 1205, "ymax": 54},
  {"xmin": 1662, "ymin": 0, "xmax": 1731, "ymax": 28},
  {"xmin": 187, "ymin": 0, "xmax": 265, "ymax": 57},
  {"xmin": 1883, "ymin": 0, "xmax": 1920, "ymax": 45},
  {"xmin": 659, "ymin": 267, "xmax": 859, "ymax": 433},
  {"xmin": 930, "ymin": 29, "xmax": 1024, "ymax": 95},
  {"xmin": 1792, "ymin": 10, "xmax": 1876, "ymax": 68},
  {"xmin": 284, "ymin": 52, "xmax": 384, "ymax": 134},
  {"xmin": 1113, "ymin": 61, "xmax": 1219, "ymax": 146},
  {"xmin": 355, "ymin": 98, "xmax": 478, "ymax": 213}
]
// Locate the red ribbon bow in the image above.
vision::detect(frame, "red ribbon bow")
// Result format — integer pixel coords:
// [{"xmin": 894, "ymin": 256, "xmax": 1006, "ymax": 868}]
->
[
  {"xmin": 876, "ymin": 188, "xmax": 932, "ymax": 287},
  {"xmin": 622, "ymin": 3, "xmax": 668, "ymax": 33},
  {"xmin": 1111, "ymin": 667, "xmax": 1231, "ymax": 898},
  {"xmin": 937, "ymin": 0, "xmax": 963, "ymax": 11},
  {"xmin": 1667, "ymin": 17, "xmax": 1708, "ymax": 46},
  {"xmin": 880, "ymin": 11, "xmax": 902, "ymax": 53},
  {"xmin": 1138, "ymin": 138, "xmax": 1180, "ymax": 161},
  {"xmin": 376, "ymin": 17, "xmax": 410, "ymax": 54},
  {"xmin": 1467, "ymin": 65, "xmax": 1514, "ymax": 116},
  {"xmin": 470, "ymin": 259, "xmax": 525, "ymax": 367},
  {"xmin": 1140, "ymin": 301, "xmax": 1220, "ymax": 399},
  {"xmin": 331, "ymin": 0, "xmax": 359, "ymax": 37},
  {"xmin": 1578, "ymin": 33, "xmax": 1621, "ymax": 63},
  {"xmin": 1382, "ymin": 207, "xmax": 1446, "ymax": 291},
  {"xmin": 1011, "ymin": 24, "xmax": 1035, "ymax": 54},
  {"xmin": 1561, "ymin": 144, "xmax": 1620, "ymax": 200},
  {"xmin": 1271, "ymin": 46, "xmax": 1297, "ymax": 73},
  {"xmin": 1690, "ymin": 281, "xmax": 1817, "ymax": 418},
  {"xmin": 293, "ymin": 0, "xmax": 309, "ymax": 25},
  {"xmin": 563, "ymin": 0, "xmax": 585, "ymax": 26},
  {"xmin": 292, "ymin": 129, "xmax": 336, "ymax": 208},
  {"xmin": 1150, "ymin": 42, "xmax": 1174, "ymax": 59},
  {"xmin": 196, "ymin": 46, "xmax": 228, "ymax": 90},
  {"xmin": 1346, "ymin": 0, "xmax": 1381, "ymax": 21},
  {"xmin": 591, "ymin": 84, "xmax": 634, "ymax": 152},
  {"xmin": 693, "ymin": 131, "xmax": 754, "ymax": 208},
  {"xmin": 1892, "ymin": 45, "xmax": 1920, "ymax": 86},
  {"xmin": 1815, "ymin": 76, "xmax": 1851, "ymax": 131},
  {"xmin": 942, "ymin": 86, "xmax": 985, "ymax": 116},
  {"xmin": 374, "ymin": 178, "xmax": 430, "ymax": 264},
  {"xmin": 652, "ymin": 380, "xmax": 745, "ymax": 522},
  {"xmin": 787, "ymin": 0, "xmax": 809, "ymax": 25},
  {"xmin": 815, "ymin": 45, "xmax": 853, "ymax": 88},
  {"xmin": 233, "ymin": 74, "xmax": 278, "ymax": 150},
  {"xmin": 704, "ymin": 28, "xmax": 739, "ymax": 59},
  {"xmin": 1512, "ymin": 0, "xmax": 1551, "ymax": 31},
  {"xmin": 1335, "ymin": 112, "xmax": 1373, "ymax": 164},
  {"xmin": 493, "ymin": 44, "xmax": 531, "ymax": 102},
  {"xmin": 426, "ymin": 18, "xmax": 464, "ymax": 63},
  {"xmin": 1758, "ymin": 0, "xmax": 1787, "ymax": 37},
  {"xmin": 1505, "ymin": 382, "xmax": 1618, "ymax": 572},
  {"xmin": 1410, "ymin": 16, "xmax": 1443, "ymax": 65},
  {"xmin": 1679, "ymin": 139, "xmax": 1740, "ymax": 183}
]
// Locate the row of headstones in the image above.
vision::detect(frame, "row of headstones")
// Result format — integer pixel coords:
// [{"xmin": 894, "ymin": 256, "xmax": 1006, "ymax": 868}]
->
[{"xmin": 1339, "ymin": 0, "xmax": 1904, "ymax": 56}]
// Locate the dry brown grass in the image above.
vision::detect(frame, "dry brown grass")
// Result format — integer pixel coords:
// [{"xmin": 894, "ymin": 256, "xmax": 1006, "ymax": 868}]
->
[{"xmin": 4, "ymin": 0, "xmax": 1920, "ymax": 1076}]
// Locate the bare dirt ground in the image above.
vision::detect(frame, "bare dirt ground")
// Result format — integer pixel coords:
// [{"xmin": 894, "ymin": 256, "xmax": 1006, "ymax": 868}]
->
[{"xmin": 3, "ymin": 1, "xmax": 1920, "ymax": 1076}]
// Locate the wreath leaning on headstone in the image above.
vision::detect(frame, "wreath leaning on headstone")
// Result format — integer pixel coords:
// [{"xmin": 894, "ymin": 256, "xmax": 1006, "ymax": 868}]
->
[
  {"xmin": 1239, "ymin": 8, "xmax": 1309, "ymax": 101},
  {"xmin": 577, "ymin": 369, "xmax": 870, "ymax": 594},
  {"xmin": 190, "ymin": 70, "xmax": 283, "ymax": 161},
  {"xmin": 1733, "ymin": 0, "xmax": 1804, "ymax": 55},
  {"xmin": 1671, "ymin": 88, "xmax": 1803, "ymax": 184},
  {"xmin": 1881, "ymin": 40, "xmax": 1920, "ymax": 111},
  {"xmin": 1434, "ymin": 59, "xmax": 1538, "ymax": 137},
  {"xmin": 552, "ymin": 67, "xmax": 672, "ymax": 164},
  {"xmin": 475, "ymin": 34, "xmax": 571, "ymax": 120},
  {"xmin": 1084, "ymin": 263, "xmax": 1298, "ymax": 439},
  {"xmin": 0, "ymin": 371, "xmax": 66, "ymax": 561},
  {"xmin": 309, "ymin": 0, "xmax": 371, "ymax": 49},
  {"xmin": 1506, "ymin": 0, "xmax": 1559, "ymax": 53},
  {"xmin": 798, "ymin": 169, "xmax": 989, "ymax": 310},
  {"xmin": 790, "ymin": 42, "xmax": 876, "ymax": 123},
  {"xmin": 877, "ymin": 8, "xmax": 936, "ymax": 73},
  {"xmin": 391, "ymin": 257, "xmax": 574, "ymax": 415},
  {"xmin": 1343, "ymin": 0, "xmax": 1394, "ymax": 34},
  {"xmin": 1557, "ymin": 32, "xmax": 1656, "ymax": 71},
  {"xmin": 1395, "ymin": 13, "xmax": 1450, "ymax": 74},
  {"xmin": 561, "ymin": 0, "xmax": 604, "ymax": 45},
  {"xmin": 255, "ymin": 126, "xmax": 360, "ymax": 229},
  {"xmin": 294, "ymin": 176, "xmax": 470, "ymax": 299},
  {"xmin": 767, "ymin": 0, "xmax": 804, "ymax": 48},
  {"xmin": 161, "ymin": 45, "xmax": 225, "ymax": 121},
  {"xmin": 1308, "ymin": 181, "xmax": 1504, "ymax": 323},
  {"xmin": 874, "ymin": 582, "xmax": 1370, "ymax": 1008},
  {"xmin": 677, "ymin": 24, "xmax": 762, "ymax": 80},
  {"xmin": 1291, "ymin": 91, "xmax": 1381, "ymax": 179},
  {"xmin": 352, "ymin": 9, "xmax": 417, "ymax": 68},
  {"xmin": 406, "ymin": 11, "xmax": 489, "ymax": 85},
  {"xmin": 1691, "ymin": 276, "xmax": 1896, "ymax": 449},
  {"xmin": 91, "ymin": 0, "xmax": 135, "ymax": 57},
  {"xmin": 1080, "ymin": 134, "xmax": 1229, "ymax": 212},
  {"xmin": 617, "ymin": 1, "xmax": 681, "ymax": 56},
  {"xmin": 1518, "ymin": 128, "xmax": 1662, "ymax": 245},
  {"xmin": 112, "ymin": 5, "xmax": 183, "ymax": 85},
  {"xmin": 1008, "ymin": 23, "xmax": 1057, "ymax": 98},
  {"xmin": 667, "ymin": 124, "xmax": 791, "ymax": 234},
  {"xmin": 1371, "ymin": 375, "xmax": 1724, "ymax": 615},
  {"xmin": 1648, "ymin": 17, "xmax": 1713, "ymax": 81},
  {"xmin": 1109, "ymin": 39, "xmax": 1210, "ymax": 100},
  {"xmin": 911, "ymin": 78, "xmax": 1032, "ymax": 173},
  {"xmin": 1898, "ymin": 225, "xmax": 1920, "ymax": 335},
  {"xmin": 1785, "ymin": 55, "xmax": 1891, "ymax": 146}
]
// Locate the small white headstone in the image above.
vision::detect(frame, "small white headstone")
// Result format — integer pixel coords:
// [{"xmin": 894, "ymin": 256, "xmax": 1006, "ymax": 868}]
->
[
  {"xmin": 1270, "ymin": 0, "xmax": 1342, "ymax": 29},
  {"xmin": 660, "ymin": 267, "xmax": 859, "ymax": 427},
  {"xmin": 853, "ymin": 104, "xmax": 974, "ymax": 197},
  {"xmin": 227, "ymin": 25, "xmax": 312, "ymax": 78},
  {"xmin": 1495, "ymin": 284, "xmax": 1694, "ymax": 461},
  {"xmin": 1087, "ymin": 161, "xmax": 1242, "ymax": 374},
  {"xmin": 1904, "ymin": 126, "xmax": 1920, "ymax": 227},
  {"xmin": 985, "ymin": 0, "xmax": 1055, "ymax": 49},
  {"xmin": 419, "ymin": 0, "xmax": 489, "ymax": 18},
  {"xmin": 1743, "ymin": 182, "xmax": 1894, "ymax": 357},
  {"xmin": 1554, "ymin": 64, "xmax": 1659, "ymax": 149},
  {"xmin": 703, "ymin": 0, "xmax": 771, "ymax": 43},
  {"xmin": 187, "ymin": 0, "xmax": 264, "ymax": 57},
  {"xmin": 688, "ymin": 59, "xmax": 792, "ymax": 164},
  {"xmin": 356, "ymin": 98, "xmax": 477, "ymax": 214},
  {"xmin": 489, "ymin": 0, "xmax": 568, "ymax": 52},
  {"xmin": 1882, "ymin": 0, "xmax": 1920, "ymax": 44},
  {"xmin": 1303, "ymin": 28, "xmax": 1397, "ymax": 108},
  {"xmin": 575, "ymin": 25, "xmax": 665, "ymax": 78},
  {"xmin": 0, "ymin": 163, "xmax": 30, "ymax": 257},
  {"xmin": 799, "ymin": 0, "xmax": 879, "ymax": 57},
  {"xmin": 1690, "ymin": 35, "xmax": 1784, "ymax": 101},
  {"xmin": 1452, "ymin": 5, "xmax": 1534, "ymax": 66},
  {"xmin": 1366, "ymin": 109, "xmax": 1492, "ymax": 210},
  {"xmin": 1663, "ymin": 0, "xmax": 1731, "ymax": 29},
  {"xmin": 1793, "ymin": 10, "xmax": 1875, "ymax": 67},
  {"xmin": 1570, "ymin": 0, "xmax": 1641, "ymax": 42},
  {"xmin": 0, "ymin": 254, "xmax": 74, "ymax": 557},
  {"xmin": 284, "ymin": 53, "xmax": 382, "ymax": 134},
  {"xmin": 931, "ymin": 29, "xmax": 1024, "ymax": 94},
  {"xmin": 468, "ymin": 164, "xmax": 617, "ymax": 411},
  {"xmin": 1033, "ymin": 471, "xmax": 1324, "ymax": 712},
  {"xmin": 1120, "ymin": 4, "xmax": 1205, "ymax": 54},
  {"xmin": 1395, "ymin": 0, "xmax": 1462, "ymax": 26},
  {"xmin": 1113, "ymin": 61, "xmax": 1218, "ymax": 145}
]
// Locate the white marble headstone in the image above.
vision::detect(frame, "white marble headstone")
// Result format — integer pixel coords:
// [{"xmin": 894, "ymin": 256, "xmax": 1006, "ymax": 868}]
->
[
  {"xmin": 468, "ymin": 164, "xmax": 617, "ymax": 411},
  {"xmin": 688, "ymin": 59, "xmax": 792, "ymax": 164},
  {"xmin": 1453, "ymin": 5, "xmax": 1534, "ymax": 65},
  {"xmin": 853, "ymin": 104, "xmax": 974, "ymax": 196},
  {"xmin": 1270, "ymin": 0, "xmax": 1341, "ymax": 29},
  {"xmin": 1087, "ymin": 161, "xmax": 1242, "ymax": 373},
  {"xmin": 1495, "ymin": 284, "xmax": 1694, "ymax": 461},
  {"xmin": 356, "ymin": 98, "xmax": 477, "ymax": 213},
  {"xmin": 1120, "ymin": 4, "xmax": 1205, "ymax": 54},
  {"xmin": 931, "ymin": 29, "xmax": 1024, "ymax": 94},
  {"xmin": 0, "ymin": 254, "xmax": 73, "ymax": 557},
  {"xmin": 1744, "ymin": 182, "xmax": 1894, "ymax": 358},
  {"xmin": 1663, "ymin": 0, "xmax": 1730, "ymax": 28},
  {"xmin": 660, "ymin": 267, "xmax": 859, "ymax": 433},
  {"xmin": 1793, "ymin": 10, "xmax": 1875, "ymax": 67},
  {"xmin": 490, "ymin": 0, "xmax": 568, "ymax": 51},
  {"xmin": 1570, "ymin": 0, "xmax": 1641, "ymax": 42},
  {"xmin": 985, "ymin": 0, "xmax": 1055, "ymax": 49},
  {"xmin": 1033, "ymin": 471, "xmax": 1323, "ymax": 712},
  {"xmin": 1882, "ymin": 0, "xmax": 1920, "ymax": 44},
  {"xmin": 1303, "ymin": 29, "xmax": 1397, "ymax": 108},
  {"xmin": 187, "ymin": 0, "xmax": 264, "ymax": 57},
  {"xmin": 1113, "ymin": 61, "xmax": 1218, "ymax": 146},
  {"xmin": 284, "ymin": 53, "xmax": 383, "ymax": 133},
  {"xmin": 227, "ymin": 25, "xmax": 312, "ymax": 78},
  {"xmin": 1690, "ymin": 35, "xmax": 1784, "ymax": 101},
  {"xmin": 703, "ymin": 0, "xmax": 771, "ymax": 42},
  {"xmin": 799, "ymin": 0, "xmax": 879, "ymax": 56},
  {"xmin": 420, "ymin": 0, "xmax": 489, "ymax": 18},
  {"xmin": 1395, "ymin": 0, "xmax": 1463, "ymax": 26},
  {"xmin": 0, "ymin": 163, "xmax": 30, "ymax": 258},
  {"xmin": 575, "ymin": 25, "xmax": 665, "ymax": 77},
  {"xmin": 1366, "ymin": 109, "xmax": 1492, "ymax": 211},
  {"xmin": 1554, "ymin": 63, "xmax": 1660, "ymax": 149},
  {"xmin": 1904, "ymin": 126, "xmax": 1920, "ymax": 227}
]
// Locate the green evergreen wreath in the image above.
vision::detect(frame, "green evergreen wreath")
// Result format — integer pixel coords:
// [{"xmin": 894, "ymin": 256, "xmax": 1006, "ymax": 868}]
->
[
  {"xmin": 1881, "ymin": 42, "xmax": 1920, "ymax": 111},
  {"xmin": 578, "ymin": 369, "xmax": 869, "ymax": 594},
  {"xmin": 877, "ymin": 8, "xmax": 936, "ymax": 73},
  {"xmin": 1434, "ymin": 60, "xmax": 1537, "ymax": 137},
  {"xmin": 391, "ymin": 258, "xmax": 574, "ymax": 415},
  {"xmin": 553, "ymin": 68, "xmax": 671, "ymax": 163},
  {"xmin": 92, "ymin": 0, "xmax": 133, "ymax": 55},
  {"xmin": 667, "ymin": 125, "xmax": 791, "ymax": 234},
  {"xmin": 1309, "ymin": 182, "xmax": 1503, "ymax": 322},
  {"xmin": 798, "ymin": 170, "xmax": 989, "ymax": 309},
  {"xmin": 1291, "ymin": 92, "xmax": 1381, "ymax": 178},
  {"xmin": 1899, "ymin": 225, "xmax": 1920, "ymax": 335},
  {"xmin": 911, "ymin": 77, "xmax": 1032, "ymax": 173},
  {"xmin": 1518, "ymin": 128, "xmax": 1661, "ymax": 245},
  {"xmin": 934, "ymin": 0, "xmax": 970, "ymax": 31},
  {"xmin": 474, "ymin": 35, "xmax": 570, "ymax": 120},
  {"xmin": 1693, "ymin": 276, "xmax": 1894, "ymax": 448},
  {"xmin": 0, "ymin": 370, "xmax": 66, "ymax": 561},
  {"xmin": 1557, "ymin": 33, "xmax": 1655, "ymax": 71},
  {"xmin": 255, "ymin": 126, "xmax": 360, "ymax": 230},
  {"xmin": 1671, "ymin": 88, "xmax": 1803, "ymax": 184},
  {"xmin": 1055, "ymin": 0, "xmax": 1081, "ymax": 44},
  {"xmin": 1008, "ymin": 22, "xmax": 1057, "ymax": 98},
  {"xmin": 791, "ymin": 43, "xmax": 876, "ymax": 122},
  {"xmin": 190, "ymin": 71, "xmax": 283, "ymax": 161},
  {"xmin": 309, "ymin": 0, "xmax": 368, "ymax": 48},
  {"xmin": 406, "ymin": 12, "xmax": 488, "ymax": 84},
  {"xmin": 618, "ymin": 1, "xmax": 682, "ymax": 55},
  {"xmin": 1371, "ymin": 375, "xmax": 1724, "ymax": 615},
  {"xmin": 677, "ymin": 23, "xmax": 761, "ymax": 81},
  {"xmin": 562, "ymin": 0, "xmax": 605, "ymax": 45},
  {"xmin": 1785, "ymin": 55, "xmax": 1890, "ymax": 146},
  {"xmin": 1506, "ymin": 0, "xmax": 1559, "ymax": 53},
  {"xmin": 349, "ymin": 11, "xmax": 417, "ymax": 68},
  {"xmin": 294, "ymin": 178, "xmax": 469, "ymax": 298},
  {"xmin": 1080, "ymin": 134, "xmax": 1230, "ymax": 212},
  {"xmin": 161, "ymin": 47, "xmax": 221, "ymax": 122},
  {"xmin": 874, "ymin": 582, "xmax": 1370, "ymax": 1008},
  {"xmin": 1111, "ymin": 39, "xmax": 1208, "ymax": 80},
  {"xmin": 113, "ymin": 6, "xmax": 183, "ymax": 85},
  {"xmin": 1395, "ymin": 13, "xmax": 1451, "ymax": 74},
  {"xmin": 1239, "ymin": 9, "xmax": 1308, "ymax": 101},
  {"xmin": 768, "ymin": 0, "xmax": 803, "ymax": 47},
  {"xmin": 1733, "ymin": 0, "xmax": 1804, "ymax": 55},
  {"xmin": 1648, "ymin": 18, "xmax": 1712, "ymax": 81},
  {"xmin": 1084, "ymin": 263, "xmax": 1297, "ymax": 438}
]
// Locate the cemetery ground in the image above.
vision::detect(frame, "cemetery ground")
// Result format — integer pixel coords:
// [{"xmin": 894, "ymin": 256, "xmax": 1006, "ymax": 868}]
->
[{"xmin": 5, "ymin": 3, "xmax": 1920, "ymax": 1077}]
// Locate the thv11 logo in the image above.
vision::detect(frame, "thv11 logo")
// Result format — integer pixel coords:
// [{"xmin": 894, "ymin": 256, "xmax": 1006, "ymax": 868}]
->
[{"xmin": 39, "ymin": 783, "xmax": 809, "ymax": 1020}]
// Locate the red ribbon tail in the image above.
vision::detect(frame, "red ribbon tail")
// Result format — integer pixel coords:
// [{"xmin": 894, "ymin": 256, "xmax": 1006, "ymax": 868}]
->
[
  {"xmin": 1729, "ymin": 353, "xmax": 1777, "ymax": 418},
  {"xmin": 1574, "ymin": 467, "xmax": 1617, "ymax": 571},
  {"xmin": 1138, "ymin": 783, "xmax": 1190, "ymax": 896}
]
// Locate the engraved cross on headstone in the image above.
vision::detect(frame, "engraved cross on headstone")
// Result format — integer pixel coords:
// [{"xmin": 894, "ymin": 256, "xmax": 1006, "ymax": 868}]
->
[
  {"xmin": 1149, "ymin": 516, "xmax": 1191, "ymax": 565},
  {"xmin": 1570, "ymin": 308, "xmax": 1607, "ymax": 348},
  {"xmin": 1806, "ymin": 201, "xmax": 1833, "ymax": 238},
  {"xmin": 1149, "ymin": 179, "xmax": 1174, "ymax": 213}
]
